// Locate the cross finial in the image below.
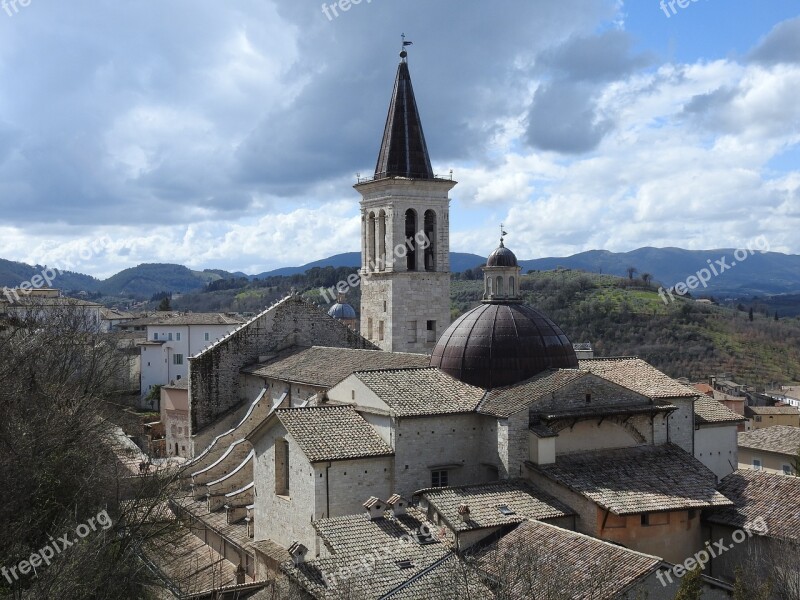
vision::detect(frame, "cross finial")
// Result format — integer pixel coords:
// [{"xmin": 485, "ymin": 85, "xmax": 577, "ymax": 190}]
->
[{"xmin": 400, "ymin": 33, "xmax": 412, "ymax": 60}]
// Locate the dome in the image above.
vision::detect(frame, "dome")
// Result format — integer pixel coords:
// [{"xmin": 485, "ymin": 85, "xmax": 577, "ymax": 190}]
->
[
  {"xmin": 430, "ymin": 303, "xmax": 578, "ymax": 388},
  {"xmin": 328, "ymin": 302, "xmax": 356, "ymax": 320},
  {"xmin": 486, "ymin": 240, "xmax": 518, "ymax": 267}
]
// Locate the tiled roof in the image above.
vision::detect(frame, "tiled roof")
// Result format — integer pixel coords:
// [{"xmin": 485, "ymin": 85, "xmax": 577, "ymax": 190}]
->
[
  {"xmin": 276, "ymin": 406, "xmax": 393, "ymax": 463},
  {"xmin": 693, "ymin": 383, "xmax": 715, "ymax": 395},
  {"xmin": 705, "ymin": 469, "xmax": 800, "ymax": 542},
  {"xmin": 243, "ymin": 346, "xmax": 429, "ymax": 388},
  {"xmin": 354, "ymin": 368, "xmax": 486, "ymax": 417},
  {"xmin": 746, "ymin": 405, "xmax": 800, "ymax": 415},
  {"xmin": 383, "ymin": 553, "xmax": 492, "ymax": 599},
  {"xmin": 579, "ymin": 357, "xmax": 699, "ymax": 399},
  {"xmin": 530, "ymin": 444, "xmax": 733, "ymax": 515},
  {"xmin": 284, "ymin": 508, "xmax": 464, "ymax": 598},
  {"xmin": 478, "ymin": 370, "xmax": 586, "ymax": 418},
  {"xmin": 475, "ymin": 520, "xmax": 661, "ymax": 599},
  {"xmin": 151, "ymin": 313, "xmax": 245, "ymax": 326},
  {"xmin": 418, "ymin": 480, "xmax": 574, "ymax": 532},
  {"xmin": 738, "ymin": 426, "xmax": 800, "ymax": 456},
  {"xmin": 695, "ymin": 397, "xmax": 747, "ymax": 425}
]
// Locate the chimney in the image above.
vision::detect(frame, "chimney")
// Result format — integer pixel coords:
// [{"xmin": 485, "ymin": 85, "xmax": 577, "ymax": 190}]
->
[
  {"xmin": 288, "ymin": 541, "xmax": 308, "ymax": 567},
  {"xmin": 386, "ymin": 494, "xmax": 407, "ymax": 517},
  {"xmin": 363, "ymin": 496, "xmax": 386, "ymax": 521},
  {"xmin": 457, "ymin": 504, "xmax": 471, "ymax": 522}
]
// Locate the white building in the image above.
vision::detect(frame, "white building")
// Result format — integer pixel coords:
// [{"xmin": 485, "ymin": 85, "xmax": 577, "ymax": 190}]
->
[{"xmin": 139, "ymin": 313, "xmax": 244, "ymax": 406}]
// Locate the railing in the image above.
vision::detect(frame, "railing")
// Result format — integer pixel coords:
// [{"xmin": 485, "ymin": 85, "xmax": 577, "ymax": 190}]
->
[{"xmin": 356, "ymin": 171, "xmax": 454, "ymax": 184}]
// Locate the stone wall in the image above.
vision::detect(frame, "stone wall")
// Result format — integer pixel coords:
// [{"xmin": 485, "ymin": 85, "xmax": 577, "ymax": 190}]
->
[
  {"xmin": 695, "ymin": 423, "xmax": 738, "ymax": 480},
  {"xmin": 667, "ymin": 396, "xmax": 696, "ymax": 454},
  {"xmin": 188, "ymin": 294, "xmax": 375, "ymax": 435}
]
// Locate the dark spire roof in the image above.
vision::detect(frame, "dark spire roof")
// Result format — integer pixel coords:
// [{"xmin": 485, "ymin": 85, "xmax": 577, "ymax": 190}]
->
[{"xmin": 374, "ymin": 54, "xmax": 434, "ymax": 180}]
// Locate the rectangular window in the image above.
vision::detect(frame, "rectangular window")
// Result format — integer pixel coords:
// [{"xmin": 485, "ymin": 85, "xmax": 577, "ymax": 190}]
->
[
  {"xmin": 431, "ymin": 470, "xmax": 448, "ymax": 488},
  {"xmin": 153, "ymin": 332, "xmax": 158, "ymax": 341},
  {"xmin": 173, "ymin": 354, "xmax": 184, "ymax": 365},
  {"xmin": 367, "ymin": 318, "xmax": 373, "ymax": 340},
  {"xmin": 176, "ymin": 332, "xmax": 181, "ymax": 341},
  {"xmin": 168, "ymin": 333, "xmax": 173, "ymax": 341},
  {"xmin": 752, "ymin": 458, "xmax": 762, "ymax": 470},
  {"xmin": 204, "ymin": 332, "xmax": 210, "ymax": 341},
  {"xmin": 755, "ymin": 415, "xmax": 762, "ymax": 422},
  {"xmin": 407, "ymin": 321, "xmax": 417, "ymax": 343},
  {"xmin": 383, "ymin": 301, "xmax": 387, "ymax": 313},
  {"xmin": 426, "ymin": 320, "xmax": 436, "ymax": 342},
  {"xmin": 378, "ymin": 320, "xmax": 385, "ymax": 341}
]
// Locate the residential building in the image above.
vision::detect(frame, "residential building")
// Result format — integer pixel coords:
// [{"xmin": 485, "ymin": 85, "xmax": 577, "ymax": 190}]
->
[
  {"xmin": 737, "ymin": 426, "xmax": 800, "ymax": 475},
  {"xmin": 745, "ymin": 405, "xmax": 800, "ymax": 429}
]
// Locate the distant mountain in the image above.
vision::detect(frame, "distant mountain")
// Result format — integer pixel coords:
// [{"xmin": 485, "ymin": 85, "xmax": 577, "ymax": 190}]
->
[
  {"xmin": 0, "ymin": 258, "xmax": 100, "ymax": 292},
  {"xmin": 97, "ymin": 263, "xmax": 224, "ymax": 297},
  {"xmin": 519, "ymin": 247, "xmax": 800, "ymax": 297},
  {"xmin": 253, "ymin": 252, "xmax": 487, "ymax": 279}
]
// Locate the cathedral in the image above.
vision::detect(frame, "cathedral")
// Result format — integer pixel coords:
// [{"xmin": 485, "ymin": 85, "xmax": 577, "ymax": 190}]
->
[{"xmin": 164, "ymin": 50, "xmax": 746, "ymax": 599}]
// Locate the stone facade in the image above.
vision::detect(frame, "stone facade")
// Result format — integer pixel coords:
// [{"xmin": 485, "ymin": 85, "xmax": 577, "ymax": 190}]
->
[
  {"xmin": 188, "ymin": 294, "xmax": 374, "ymax": 443},
  {"xmin": 356, "ymin": 178, "xmax": 455, "ymax": 353}
]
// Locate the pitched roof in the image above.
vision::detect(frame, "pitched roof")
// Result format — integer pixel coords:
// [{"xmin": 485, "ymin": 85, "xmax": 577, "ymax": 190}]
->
[
  {"xmin": 705, "ymin": 469, "xmax": 800, "ymax": 542},
  {"xmin": 530, "ymin": 444, "xmax": 733, "ymax": 515},
  {"xmin": 276, "ymin": 406, "xmax": 393, "ymax": 463},
  {"xmin": 418, "ymin": 480, "xmax": 574, "ymax": 532},
  {"xmin": 354, "ymin": 368, "xmax": 486, "ymax": 417},
  {"xmin": 579, "ymin": 357, "xmax": 699, "ymax": 399},
  {"xmin": 695, "ymin": 397, "xmax": 747, "ymax": 425},
  {"xmin": 746, "ymin": 405, "xmax": 800, "ymax": 415},
  {"xmin": 738, "ymin": 426, "xmax": 800, "ymax": 456},
  {"xmin": 475, "ymin": 520, "xmax": 662, "ymax": 599},
  {"xmin": 374, "ymin": 58, "xmax": 434, "ymax": 180},
  {"xmin": 283, "ymin": 508, "xmax": 483, "ymax": 599},
  {"xmin": 478, "ymin": 369, "xmax": 586, "ymax": 418},
  {"xmin": 151, "ymin": 313, "xmax": 245, "ymax": 326},
  {"xmin": 243, "ymin": 346, "xmax": 429, "ymax": 388}
]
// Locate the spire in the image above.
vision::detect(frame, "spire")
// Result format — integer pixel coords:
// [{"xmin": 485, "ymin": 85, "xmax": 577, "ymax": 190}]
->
[{"xmin": 374, "ymin": 48, "xmax": 434, "ymax": 180}]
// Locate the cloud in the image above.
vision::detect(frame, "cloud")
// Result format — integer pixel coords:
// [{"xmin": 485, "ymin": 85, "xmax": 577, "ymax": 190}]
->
[{"xmin": 749, "ymin": 16, "xmax": 800, "ymax": 65}]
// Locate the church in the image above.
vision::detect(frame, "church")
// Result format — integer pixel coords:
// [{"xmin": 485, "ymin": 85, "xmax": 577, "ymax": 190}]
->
[{"xmin": 164, "ymin": 49, "xmax": 744, "ymax": 598}]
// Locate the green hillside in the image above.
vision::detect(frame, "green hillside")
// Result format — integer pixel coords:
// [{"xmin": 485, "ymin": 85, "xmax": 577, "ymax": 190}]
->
[{"xmin": 453, "ymin": 270, "xmax": 800, "ymax": 386}]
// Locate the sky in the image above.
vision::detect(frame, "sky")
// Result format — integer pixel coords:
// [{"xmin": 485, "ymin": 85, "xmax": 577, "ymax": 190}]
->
[{"xmin": 0, "ymin": 0, "xmax": 798, "ymax": 278}]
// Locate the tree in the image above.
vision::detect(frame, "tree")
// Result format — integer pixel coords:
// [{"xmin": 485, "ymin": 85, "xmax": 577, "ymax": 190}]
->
[
  {"xmin": 157, "ymin": 295, "xmax": 172, "ymax": 311},
  {"xmin": 749, "ymin": 307, "xmax": 754, "ymax": 322},
  {"xmin": 775, "ymin": 311, "xmax": 779, "ymax": 321},
  {"xmin": 674, "ymin": 566, "xmax": 703, "ymax": 600},
  {"xmin": 0, "ymin": 299, "xmax": 181, "ymax": 599},
  {"xmin": 641, "ymin": 272, "xmax": 652, "ymax": 285},
  {"xmin": 626, "ymin": 266, "xmax": 638, "ymax": 280}
]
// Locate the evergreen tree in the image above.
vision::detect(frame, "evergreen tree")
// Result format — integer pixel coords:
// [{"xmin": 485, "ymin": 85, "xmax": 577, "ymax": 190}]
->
[
  {"xmin": 674, "ymin": 567, "xmax": 703, "ymax": 600},
  {"xmin": 749, "ymin": 307, "xmax": 754, "ymax": 322},
  {"xmin": 157, "ymin": 295, "xmax": 172, "ymax": 311}
]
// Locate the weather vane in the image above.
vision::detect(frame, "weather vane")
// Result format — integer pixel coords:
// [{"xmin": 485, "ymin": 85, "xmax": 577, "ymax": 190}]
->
[
  {"xmin": 400, "ymin": 33, "xmax": 413, "ymax": 59},
  {"xmin": 500, "ymin": 223, "xmax": 508, "ymax": 244}
]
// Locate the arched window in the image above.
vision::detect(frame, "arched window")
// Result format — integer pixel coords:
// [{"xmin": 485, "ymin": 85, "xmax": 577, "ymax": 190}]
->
[
  {"xmin": 424, "ymin": 210, "xmax": 436, "ymax": 272},
  {"xmin": 367, "ymin": 213, "xmax": 376, "ymax": 272},
  {"xmin": 405, "ymin": 209, "xmax": 417, "ymax": 271},
  {"xmin": 378, "ymin": 211, "xmax": 387, "ymax": 271},
  {"xmin": 487, "ymin": 277, "xmax": 493, "ymax": 295},
  {"xmin": 509, "ymin": 276, "xmax": 515, "ymax": 296},
  {"xmin": 496, "ymin": 276, "xmax": 504, "ymax": 296}
]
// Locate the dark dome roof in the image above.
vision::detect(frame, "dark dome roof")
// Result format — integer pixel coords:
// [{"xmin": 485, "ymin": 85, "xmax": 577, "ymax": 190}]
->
[
  {"xmin": 430, "ymin": 303, "xmax": 578, "ymax": 388},
  {"xmin": 486, "ymin": 241, "xmax": 518, "ymax": 267},
  {"xmin": 328, "ymin": 302, "xmax": 356, "ymax": 320}
]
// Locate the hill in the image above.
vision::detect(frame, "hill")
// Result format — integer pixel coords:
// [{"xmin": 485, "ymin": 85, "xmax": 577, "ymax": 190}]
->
[
  {"xmin": 253, "ymin": 252, "xmax": 486, "ymax": 278},
  {"xmin": 96, "ymin": 264, "xmax": 233, "ymax": 297},
  {"xmin": 0, "ymin": 258, "xmax": 100, "ymax": 292}
]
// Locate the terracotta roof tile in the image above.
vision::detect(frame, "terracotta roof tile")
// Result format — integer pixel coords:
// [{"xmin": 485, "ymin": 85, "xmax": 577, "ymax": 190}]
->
[
  {"xmin": 695, "ymin": 397, "xmax": 746, "ymax": 425},
  {"xmin": 418, "ymin": 480, "xmax": 574, "ymax": 532},
  {"xmin": 531, "ymin": 444, "xmax": 733, "ymax": 515},
  {"xmin": 738, "ymin": 426, "xmax": 800, "ymax": 456},
  {"xmin": 354, "ymin": 368, "xmax": 486, "ymax": 417},
  {"xmin": 244, "ymin": 346, "xmax": 429, "ymax": 388},
  {"xmin": 579, "ymin": 358, "xmax": 699, "ymax": 399},
  {"xmin": 706, "ymin": 469, "xmax": 800, "ymax": 542},
  {"xmin": 476, "ymin": 520, "xmax": 661, "ymax": 599},
  {"xmin": 276, "ymin": 406, "xmax": 393, "ymax": 462},
  {"xmin": 478, "ymin": 370, "xmax": 586, "ymax": 418},
  {"xmin": 746, "ymin": 405, "xmax": 800, "ymax": 416}
]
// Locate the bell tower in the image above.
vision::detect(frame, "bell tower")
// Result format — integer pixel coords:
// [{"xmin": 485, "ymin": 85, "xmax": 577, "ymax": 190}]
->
[{"xmin": 356, "ymin": 48, "xmax": 455, "ymax": 353}]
